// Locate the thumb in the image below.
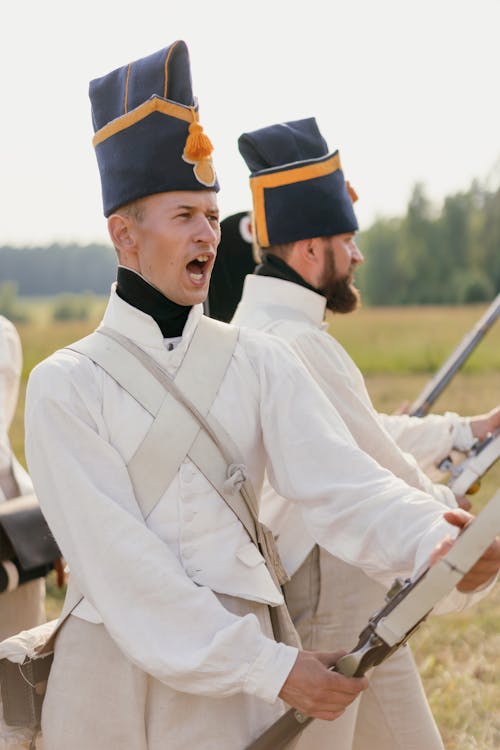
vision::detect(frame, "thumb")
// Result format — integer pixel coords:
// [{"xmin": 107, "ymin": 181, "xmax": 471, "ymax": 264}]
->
[
  {"xmin": 312, "ymin": 650, "xmax": 348, "ymax": 669},
  {"xmin": 455, "ymin": 495, "xmax": 472, "ymax": 511},
  {"xmin": 429, "ymin": 509, "xmax": 475, "ymax": 566},
  {"xmin": 444, "ymin": 508, "xmax": 474, "ymax": 531}
]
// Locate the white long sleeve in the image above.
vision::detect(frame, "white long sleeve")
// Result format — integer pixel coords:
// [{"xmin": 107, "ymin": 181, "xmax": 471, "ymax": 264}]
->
[{"xmin": 379, "ymin": 412, "xmax": 475, "ymax": 471}]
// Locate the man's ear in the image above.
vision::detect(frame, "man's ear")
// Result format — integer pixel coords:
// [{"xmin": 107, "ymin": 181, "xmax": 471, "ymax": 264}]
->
[
  {"xmin": 289, "ymin": 238, "xmax": 322, "ymax": 286},
  {"xmin": 107, "ymin": 213, "xmax": 136, "ymax": 256},
  {"xmin": 294, "ymin": 238, "xmax": 320, "ymax": 267}
]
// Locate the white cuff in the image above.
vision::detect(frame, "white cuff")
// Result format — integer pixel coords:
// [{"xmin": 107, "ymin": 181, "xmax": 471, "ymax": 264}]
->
[
  {"xmin": 432, "ymin": 483, "xmax": 459, "ymax": 509},
  {"xmin": 243, "ymin": 639, "xmax": 299, "ymax": 704},
  {"xmin": 452, "ymin": 417, "xmax": 475, "ymax": 452}
]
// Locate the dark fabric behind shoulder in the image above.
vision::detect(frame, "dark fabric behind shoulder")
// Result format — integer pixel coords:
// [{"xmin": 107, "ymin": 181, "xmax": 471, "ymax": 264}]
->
[{"xmin": 208, "ymin": 212, "xmax": 256, "ymax": 322}]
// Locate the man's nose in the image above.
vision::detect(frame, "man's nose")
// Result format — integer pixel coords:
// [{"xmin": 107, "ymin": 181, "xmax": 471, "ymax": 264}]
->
[
  {"xmin": 195, "ymin": 216, "xmax": 219, "ymax": 243},
  {"xmin": 351, "ymin": 242, "xmax": 364, "ymax": 264}
]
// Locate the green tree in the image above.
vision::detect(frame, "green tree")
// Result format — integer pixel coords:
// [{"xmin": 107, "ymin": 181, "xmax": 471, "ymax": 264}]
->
[
  {"xmin": 357, "ymin": 218, "xmax": 405, "ymax": 305},
  {"xmin": 0, "ymin": 281, "xmax": 29, "ymax": 322}
]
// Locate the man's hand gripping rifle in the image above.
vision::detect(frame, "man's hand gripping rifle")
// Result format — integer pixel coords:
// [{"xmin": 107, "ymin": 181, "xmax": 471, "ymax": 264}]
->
[
  {"xmin": 443, "ymin": 428, "xmax": 500, "ymax": 496},
  {"xmin": 247, "ymin": 490, "xmax": 500, "ymax": 750}
]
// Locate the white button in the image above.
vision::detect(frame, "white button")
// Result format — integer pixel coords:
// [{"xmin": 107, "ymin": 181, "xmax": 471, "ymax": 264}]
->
[
  {"xmin": 185, "ymin": 566, "xmax": 198, "ymax": 577},
  {"xmin": 182, "ymin": 547, "xmax": 195, "ymax": 560},
  {"xmin": 181, "ymin": 469, "xmax": 195, "ymax": 484},
  {"xmin": 183, "ymin": 510, "xmax": 197, "ymax": 523}
]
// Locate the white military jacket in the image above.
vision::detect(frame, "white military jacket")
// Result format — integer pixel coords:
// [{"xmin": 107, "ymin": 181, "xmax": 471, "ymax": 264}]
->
[
  {"xmin": 25, "ymin": 287, "xmax": 464, "ymax": 705},
  {"xmin": 232, "ymin": 275, "xmax": 471, "ymax": 576}
]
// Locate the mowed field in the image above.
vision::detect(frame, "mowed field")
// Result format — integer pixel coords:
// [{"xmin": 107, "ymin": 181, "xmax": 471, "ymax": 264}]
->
[{"xmin": 9, "ymin": 299, "xmax": 500, "ymax": 749}]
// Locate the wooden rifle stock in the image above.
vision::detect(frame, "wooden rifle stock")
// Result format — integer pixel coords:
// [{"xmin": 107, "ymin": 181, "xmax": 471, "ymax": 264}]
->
[{"xmin": 409, "ymin": 294, "xmax": 500, "ymax": 417}]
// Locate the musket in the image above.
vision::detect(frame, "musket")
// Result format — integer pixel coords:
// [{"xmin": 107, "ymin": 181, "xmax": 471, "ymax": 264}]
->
[
  {"xmin": 442, "ymin": 428, "xmax": 500, "ymax": 496},
  {"xmin": 409, "ymin": 293, "xmax": 500, "ymax": 418},
  {"xmin": 247, "ymin": 490, "xmax": 500, "ymax": 750}
]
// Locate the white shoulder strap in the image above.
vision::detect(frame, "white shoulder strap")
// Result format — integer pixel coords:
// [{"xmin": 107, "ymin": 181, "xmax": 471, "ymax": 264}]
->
[
  {"xmin": 92, "ymin": 325, "xmax": 260, "ymax": 547},
  {"xmin": 67, "ymin": 316, "xmax": 238, "ymax": 518},
  {"xmin": 90, "ymin": 327, "xmax": 287, "ymax": 583}
]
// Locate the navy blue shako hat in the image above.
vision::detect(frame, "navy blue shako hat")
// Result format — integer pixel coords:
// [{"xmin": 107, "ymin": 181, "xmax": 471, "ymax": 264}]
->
[
  {"xmin": 89, "ymin": 40, "xmax": 219, "ymax": 217},
  {"xmin": 238, "ymin": 118, "xmax": 358, "ymax": 248}
]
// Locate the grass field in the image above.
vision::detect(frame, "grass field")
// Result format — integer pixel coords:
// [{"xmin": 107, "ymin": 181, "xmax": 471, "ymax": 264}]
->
[{"xmin": 7, "ymin": 300, "xmax": 500, "ymax": 749}]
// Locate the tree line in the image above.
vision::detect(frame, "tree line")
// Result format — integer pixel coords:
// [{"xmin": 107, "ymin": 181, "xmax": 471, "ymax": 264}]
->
[
  {"xmin": 1, "ymin": 179, "xmax": 499, "ymax": 305},
  {"xmin": 356, "ymin": 180, "xmax": 500, "ymax": 305},
  {"xmin": 0, "ymin": 243, "xmax": 117, "ymax": 296}
]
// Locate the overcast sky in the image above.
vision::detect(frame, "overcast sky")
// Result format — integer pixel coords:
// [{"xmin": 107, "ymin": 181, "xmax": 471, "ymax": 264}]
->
[{"xmin": 2, "ymin": 0, "xmax": 500, "ymax": 247}]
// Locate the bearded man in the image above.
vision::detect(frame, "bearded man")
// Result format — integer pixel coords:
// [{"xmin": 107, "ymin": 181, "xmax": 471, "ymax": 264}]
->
[{"xmin": 230, "ymin": 117, "xmax": 500, "ymax": 750}]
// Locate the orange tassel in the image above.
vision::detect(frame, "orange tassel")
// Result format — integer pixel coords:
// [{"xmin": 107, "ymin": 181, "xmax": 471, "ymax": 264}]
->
[
  {"xmin": 346, "ymin": 180, "xmax": 359, "ymax": 204},
  {"xmin": 184, "ymin": 120, "xmax": 213, "ymax": 162}
]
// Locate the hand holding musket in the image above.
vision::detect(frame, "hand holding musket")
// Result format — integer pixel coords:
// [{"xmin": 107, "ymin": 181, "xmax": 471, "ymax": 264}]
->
[
  {"xmin": 443, "ymin": 428, "xmax": 500, "ymax": 496},
  {"xmin": 247, "ymin": 492, "xmax": 500, "ymax": 750}
]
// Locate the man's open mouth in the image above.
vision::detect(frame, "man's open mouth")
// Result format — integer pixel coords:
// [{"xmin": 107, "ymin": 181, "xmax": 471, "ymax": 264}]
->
[{"xmin": 186, "ymin": 254, "xmax": 211, "ymax": 282}]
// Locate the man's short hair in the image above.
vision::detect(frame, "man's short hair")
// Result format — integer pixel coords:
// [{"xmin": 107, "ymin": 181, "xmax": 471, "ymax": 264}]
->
[
  {"xmin": 117, "ymin": 199, "xmax": 146, "ymax": 223},
  {"xmin": 261, "ymin": 241, "xmax": 294, "ymax": 263}
]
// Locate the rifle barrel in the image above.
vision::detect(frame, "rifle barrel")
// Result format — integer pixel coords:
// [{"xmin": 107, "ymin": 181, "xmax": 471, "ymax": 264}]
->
[
  {"xmin": 247, "ymin": 708, "xmax": 313, "ymax": 750},
  {"xmin": 409, "ymin": 294, "xmax": 500, "ymax": 417}
]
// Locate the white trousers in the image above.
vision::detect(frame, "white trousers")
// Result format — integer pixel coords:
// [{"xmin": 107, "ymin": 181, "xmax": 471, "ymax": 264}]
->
[
  {"xmin": 284, "ymin": 546, "xmax": 444, "ymax": 750},
  {"xmin": 41, "ymin": 595, "xmax": 295, "ymax": 750}
]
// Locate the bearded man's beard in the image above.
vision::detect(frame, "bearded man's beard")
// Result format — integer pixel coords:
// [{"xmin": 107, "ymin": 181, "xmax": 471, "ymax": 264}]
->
[{"xmin": 317, "ymin": 246, "xmax": 361, "ymax": 314}]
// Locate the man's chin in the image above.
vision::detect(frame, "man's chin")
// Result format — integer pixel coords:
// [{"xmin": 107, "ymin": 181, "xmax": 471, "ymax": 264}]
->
[
  {"xmin": 184, "ymin": 287, "xmax": 209, "ymax": 307},
  {"xmin": 324, "ymin": 281, "xmax": 361, "ymax": 314}
]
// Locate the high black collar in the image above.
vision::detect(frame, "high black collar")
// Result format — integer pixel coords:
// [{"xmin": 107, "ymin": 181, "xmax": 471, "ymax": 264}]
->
[
  {"xmin": 255, "ymin": 253, "xmax": 320, "ymax": 295},
  {"xmin": 116, "ymin": 267, "xmax": 191, "ymax": 338}
]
